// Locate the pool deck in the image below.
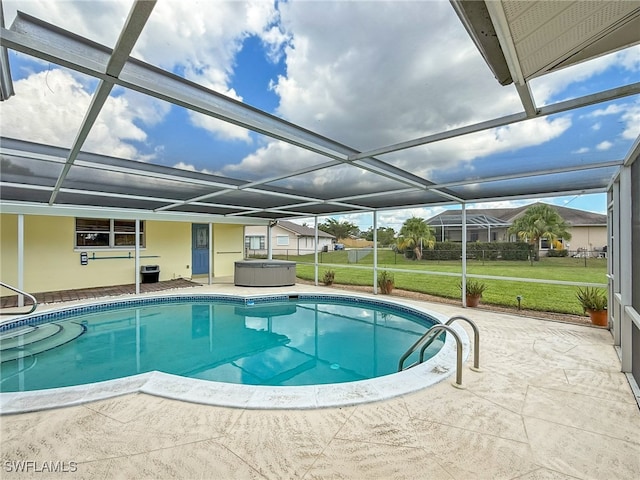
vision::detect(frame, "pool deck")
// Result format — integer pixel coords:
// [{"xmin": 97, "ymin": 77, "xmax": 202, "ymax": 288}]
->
[{"xmin": 1, "ymin": 282, "xmax": 639, "ymax": 479}]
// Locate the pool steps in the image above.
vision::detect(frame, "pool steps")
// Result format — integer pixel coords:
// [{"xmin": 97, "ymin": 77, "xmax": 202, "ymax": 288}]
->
[{"xmin": 0, "ymin": 322, "xmax": 85, "ymax": 362}]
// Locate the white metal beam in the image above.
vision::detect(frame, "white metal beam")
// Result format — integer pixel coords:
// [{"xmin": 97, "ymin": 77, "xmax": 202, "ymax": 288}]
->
[
  {"xmin": 135, "ymin": 219, "xmax": 140, "ymax": 295},
  {"xmin": 17, "ymin": 214, "xmax": 24, "ymax": 307},
  {"xmin": 350, "ymin": 83, "xmax": 639, "ymax": 161},
  {"xmin": 373, "ymin": 211, "xmax": 378, "ymax": 295},
  {"xmin": 48, "ymin": 1, "xmax": 156, "ymax": 205},
  {"xmin": 0, "ymin": 201, "xmax": 270, "ymax": 225},
  {"xmin": 619, "ymin": 166, "xmax": 633, "ymax": 372},
  {"xmin": 1, "ymin": 13, "xmax": 463, "ymax": 203},
  {"xmin": 623, "ymin": 134, "xmax": 640, "ymax": 167},
  {"xmin": 0, "ymin": 1, "xmax": 14, "ymax": 101},
  {"xmin": 461, "ymin": 204, "xmax": 467, "ymax": 307}
]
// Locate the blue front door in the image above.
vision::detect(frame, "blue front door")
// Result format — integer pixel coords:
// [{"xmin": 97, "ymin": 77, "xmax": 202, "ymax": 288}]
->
[{"xmin": 192, "ymin": 224, "xmax": 209, "ymax": 275}]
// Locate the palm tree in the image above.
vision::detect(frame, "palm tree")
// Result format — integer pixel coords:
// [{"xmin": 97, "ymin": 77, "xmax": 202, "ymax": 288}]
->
[
  {"xmin": 508, "ymin": 204, "xmax": 572, "ymax": 261},
  {"xmin": 397, "ymin": 217, "xmax": 435, "ymax": 261}
]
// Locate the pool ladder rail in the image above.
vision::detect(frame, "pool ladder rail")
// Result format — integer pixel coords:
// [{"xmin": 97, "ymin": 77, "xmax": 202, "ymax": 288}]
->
[
  {"xmin": 0, "ymin": 281, "xmax": 38, "ymax": 315},
  {"xmin": 398, "ymin": 315, "xmax": 480, "ymax": 388}
]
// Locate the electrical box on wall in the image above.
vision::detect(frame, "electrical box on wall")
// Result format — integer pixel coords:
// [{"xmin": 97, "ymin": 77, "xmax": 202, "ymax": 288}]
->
[{"xmin": 80, "ymin": 252, "xmax": 88, "ymax": 265}]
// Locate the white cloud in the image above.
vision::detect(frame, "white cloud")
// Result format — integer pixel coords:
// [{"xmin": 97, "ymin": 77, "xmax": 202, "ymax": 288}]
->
[
  {"xmin": 585, "ymin": 100, "xmax": 640, "ymax": 142},
  {"xmin": 173, "ymin": 162, "xmax": 215, "ymax": 175},
  {"xmin": 188, "ymin": 112, "xmax": 254, "ymax": 143},
  {"xmin": 617, "ymin": 45, "xmax": 640, "ymax": 72},
  {"xmin": 591, "ymin": 123, "xmax": 601, "ymax": 131},
  {"xmin": 572, "ymin": 147, "xmax": 590, "ymax": 154},
  {"xmin": 530, "ymin": 45, "xmax": 640, "ymax": 105},
  {"xmin": 134, "ymin": 0, "xmax": 287, "ymax": 141},
  {"xmin": 4, "ymin": 0, "xmax": 287, "ymax": 144},
  {"xmin": 220, "ymin": 140, "xmax": 331, "ymax": 179},
  {"xmin": 272, "ymin": 1, "xmax": 521, "ymax": 150},
  {"xmin": 376, "ymin": 115, "xmax": 572, "ymax": 180},
  {"xmin": 225, "ymin": 1, "xmax": 571, "ymax": 188},
  {"xmin": 3, "ymin": 0, "xmax": 129, "ymax": 47},
  {"xmin": 0, "ymin": 69, "xmax": 153, "ymax": 159},
  {"xmin": 620, "ymin": 103, "xmax": 640, "ymax": 140},
  {"xmin": 596, "ymin": 141, "xmax": 613, "ymax": 151},
  {"xmin": 589, "ymin": 104, "xmax": 625, "ymax": 117}
]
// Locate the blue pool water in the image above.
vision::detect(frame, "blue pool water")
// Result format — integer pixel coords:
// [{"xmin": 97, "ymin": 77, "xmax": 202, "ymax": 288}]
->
[{"xmin": 0, "ymin": 295, "xmax": 444, "ymax": 392}]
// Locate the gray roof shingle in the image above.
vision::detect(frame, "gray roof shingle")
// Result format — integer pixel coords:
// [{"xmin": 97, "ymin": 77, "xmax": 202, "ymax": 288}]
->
[{"xmin": 426, "ymin": 202, "xmax": 606, "ymax": 226}]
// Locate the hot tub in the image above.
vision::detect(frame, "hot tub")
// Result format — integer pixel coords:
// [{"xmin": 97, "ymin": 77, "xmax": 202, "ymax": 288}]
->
[{"xmin": 234, "ymin": 259, "xmax": 296, "ymax": 287}]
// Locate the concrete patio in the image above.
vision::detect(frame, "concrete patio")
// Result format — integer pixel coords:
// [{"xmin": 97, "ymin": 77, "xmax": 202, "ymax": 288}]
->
[{"xmin": 1, "ymin": 282, "xmax": 639, "ymax": 479}]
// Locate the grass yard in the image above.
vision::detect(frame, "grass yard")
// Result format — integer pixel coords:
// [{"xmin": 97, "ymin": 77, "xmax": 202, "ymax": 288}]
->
[{"xmin": 288, "ymin": 249, "xmax": 608, "ymax": 315}]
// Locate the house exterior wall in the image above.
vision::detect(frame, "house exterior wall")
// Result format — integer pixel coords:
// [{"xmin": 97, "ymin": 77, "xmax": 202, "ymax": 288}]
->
[
  {"xmin": 565, "ymin": 226, "xmax": 607, "ymax": 252},
  {"xmin": 431, "ymin": 223, "xmax": 606, "ymax": 252},
  {"xmin": 244, "ymin": 225, "xmax": 332, "ymax": 256},
  {"xmin": 0, "ymin": 214, "xmax": 244, "ymax": 294},
  {"xmin": 212, "ymin": 224, "xmax": 244, "ymax": 276}
]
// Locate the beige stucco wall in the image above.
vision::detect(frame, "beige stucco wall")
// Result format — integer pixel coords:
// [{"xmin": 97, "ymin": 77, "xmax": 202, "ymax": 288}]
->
[
  {"xmin": 244, "ymin": 225, "xmax": 332, "ymax": 255},
  {"xmin": 432, "ymin": 225, "xmax": 606, "ymax": 251},
  {"xmin": 566, "ymin": 226, "xmax": 607, "ymax": 252},
  {"xmin": 0, "ymin": 214, "xmax": 192, "ymax": 294},
  {"xmin": 213, "ymin": 224, "xmax": 244, "ymax": 277},
  {"xmin": 0, "ymin": 214, "xmax": 19, "ymax": 296}
]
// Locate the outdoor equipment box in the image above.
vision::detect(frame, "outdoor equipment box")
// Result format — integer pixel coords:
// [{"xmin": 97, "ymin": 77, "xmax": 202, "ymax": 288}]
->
[{"xmin": 140, "ymin": 265, "xmax": 160, "ymax": 283}]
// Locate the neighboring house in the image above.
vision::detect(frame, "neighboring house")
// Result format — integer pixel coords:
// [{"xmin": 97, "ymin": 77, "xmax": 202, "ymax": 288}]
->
[
  {"xmin": 245, "ymin": 220, "xmax": 335, "ymax": 256},
  {"xmin": 0, "ymin": 214, "xmax": 246, "ymax": 294},
  {"xmin": 426, "ymin": 203, "xmax": 607, "ymax": 254}
]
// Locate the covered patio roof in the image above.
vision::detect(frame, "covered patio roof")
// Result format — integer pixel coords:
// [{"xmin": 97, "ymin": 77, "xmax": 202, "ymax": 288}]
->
[{"xmin": 0, "ymin": 1, "xmax": 639, "ymax": 223}]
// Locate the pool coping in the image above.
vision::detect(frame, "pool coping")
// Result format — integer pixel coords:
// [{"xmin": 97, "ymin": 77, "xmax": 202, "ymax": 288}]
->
[{"xmin": 0, "ymin": 292, "xmax": 470, "ymax": 414}]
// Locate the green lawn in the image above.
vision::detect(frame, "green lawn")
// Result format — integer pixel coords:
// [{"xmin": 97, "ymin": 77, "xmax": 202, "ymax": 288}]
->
[{"xmin": 286, "ymin": 249, "xmax": 607, "ymax": 315}]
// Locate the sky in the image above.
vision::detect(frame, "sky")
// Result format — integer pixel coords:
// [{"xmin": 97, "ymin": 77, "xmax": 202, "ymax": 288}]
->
[{"xmin": 1, "ymin": 0, "xmax": 639, "ymax": 233}]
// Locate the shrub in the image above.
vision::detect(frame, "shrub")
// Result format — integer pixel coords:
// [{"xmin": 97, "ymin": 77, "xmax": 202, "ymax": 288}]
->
[
  {"xmin": 576, "ymin": 287, "xmax": 607, "ymax": 312},
  {"xmin": 322, "ymin": 270, "xmax": 335, "ymax": 285},
  {"xmin": 547, "ymin": 249, "xmax": 568, "ymax": 257},
  {"xmin": 500, "ymin": 242, "xmax": 531, "ymax": 260},
  {"xmin": 421, "ymin": 241, "xmax": 531, "ymax": 261},
  {"xmin": 461, "ymin": 279, "xmax": 488, "ymax": 297},
  {"xmin": 377, "ymin": 270, "xmax": 394, "ymax": 294}
]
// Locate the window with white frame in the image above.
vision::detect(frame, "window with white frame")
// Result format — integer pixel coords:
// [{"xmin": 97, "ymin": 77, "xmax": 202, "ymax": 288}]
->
[
  {"xmin": 245, "ymin": 235, "xmax": 265, "ymax": 250},
  {"xmin": 276, "ymin": 235, "xmax": 290, "ymax": 246},
  {"xmin": 76, "ymin": 218, "xmax": 145, "ymax": 248}
]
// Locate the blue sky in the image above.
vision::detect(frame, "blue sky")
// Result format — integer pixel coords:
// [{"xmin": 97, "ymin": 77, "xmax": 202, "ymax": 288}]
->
[{"xmin": 1, "ymin": 0, "xmax": 638, "ymax": 232}]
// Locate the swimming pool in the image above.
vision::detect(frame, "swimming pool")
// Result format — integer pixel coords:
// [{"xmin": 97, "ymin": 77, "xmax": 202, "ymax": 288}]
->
[{"xmin": 0, "ymin": 293, "xmax": 469, "ymax": 412}]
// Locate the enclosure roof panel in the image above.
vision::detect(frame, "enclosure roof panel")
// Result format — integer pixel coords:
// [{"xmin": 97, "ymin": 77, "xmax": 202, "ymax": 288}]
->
[{"xmin": 1, "ymin": 1, "xmax": 638, "ymax": 223}]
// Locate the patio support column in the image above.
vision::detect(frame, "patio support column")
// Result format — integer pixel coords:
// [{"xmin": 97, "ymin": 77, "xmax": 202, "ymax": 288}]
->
[
  {"xmin": 373, "ymin": 211, "xmax": 378, "ymax": 294},
  {"xmin": 135, "ymin": 309, "xmax": 141, "ymax": 372},
  {"xmin": 17, "ymin": 214, "xmax": 24, "ymax": 307},
  {"xmin": 611, "ymin": 180, "xmax": 621, "ymax": 346},
  {"xmin": 619, "ymin": 166, "xmax": 632, "ymax": 372},
  {"xmin": 461, "ymin": 204, "xmax": 467, "ymax": 307},
  {"xmin": 208, "ymin": 223, "xmax": 213, "ymax": 285},
  {"xmin": 135, "ymin": 219, "xmax": 140, "ymax": 295},
  {"xmin": 314, "ymin": 216, "xmax": 319, "ymax": 286},
  {"xmin": 267, "ymin": 222, "xmax": 273, "ymax": 260}
]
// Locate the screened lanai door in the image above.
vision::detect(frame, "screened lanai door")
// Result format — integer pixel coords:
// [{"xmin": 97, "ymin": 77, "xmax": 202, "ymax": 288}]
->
[{"xmin": 192, "ymin": 224, "xmax": 210, "ymax": 275}]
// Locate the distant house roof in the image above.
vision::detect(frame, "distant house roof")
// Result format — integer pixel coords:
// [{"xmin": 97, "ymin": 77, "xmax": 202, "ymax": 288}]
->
[
  {"xmin": 426, "ymin": 202, "xmax": 606, "ymax": 227},
  {"xmin": 278, "ymin": 220, "xmax": 335, "ymax": 238},
  {"xmin": 427, "ymin": 213, "xmax": 510, "ymax": 228}
]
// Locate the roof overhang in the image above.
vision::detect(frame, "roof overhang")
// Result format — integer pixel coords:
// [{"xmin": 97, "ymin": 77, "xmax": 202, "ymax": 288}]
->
[{"xmin": 452, "ymin": 0, "xmax": 640, "ymax": 86}]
